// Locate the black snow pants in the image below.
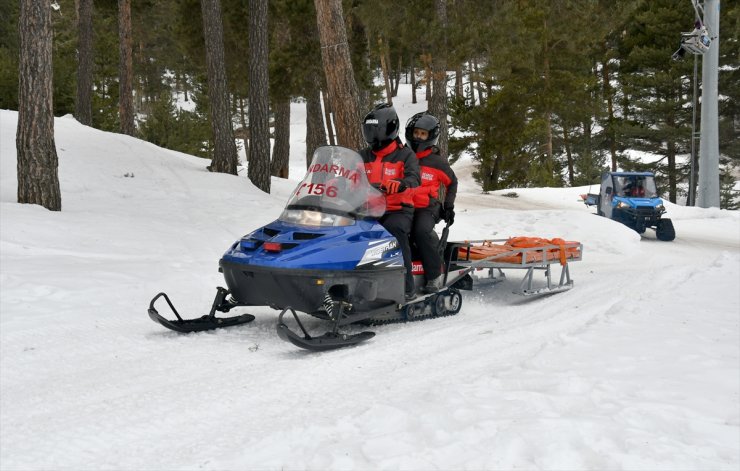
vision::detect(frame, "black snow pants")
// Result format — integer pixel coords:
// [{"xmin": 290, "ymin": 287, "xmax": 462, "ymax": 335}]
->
[
  {"xmin": 380, "ymin": 211, "xmax": 415, "ymax": 295},
  {"xmin": 411, "ymin": 207, "xmax": 442, "ymax": 281}
]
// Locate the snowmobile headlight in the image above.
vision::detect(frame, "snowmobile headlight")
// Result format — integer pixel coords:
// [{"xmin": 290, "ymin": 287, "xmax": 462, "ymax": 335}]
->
[
  {"xmin": 280, "ymin": 209, "xmax": 354, "ymax": 227},
  {"xmin": 320, "ymin": 213, "xmax": 354, "ymax": 227}
]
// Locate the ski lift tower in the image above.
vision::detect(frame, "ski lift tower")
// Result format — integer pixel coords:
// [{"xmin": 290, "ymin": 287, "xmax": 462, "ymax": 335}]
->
[{"xmin": 696, "ymin": 0, "xmax": 720, "ymax": 208}]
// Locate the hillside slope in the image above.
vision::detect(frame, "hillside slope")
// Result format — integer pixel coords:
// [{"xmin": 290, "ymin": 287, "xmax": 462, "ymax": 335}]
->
[{"xmin": 1, "ymin": 109, "xmax": 738, "ymax": 470}]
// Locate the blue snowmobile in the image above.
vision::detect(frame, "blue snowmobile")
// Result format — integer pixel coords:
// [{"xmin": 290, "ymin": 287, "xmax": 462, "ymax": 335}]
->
[
  {"xmin": 148, "ymin": 146, "xmax": 472, "ymax": 351},
  {"xmin": 582, "ymin": 171, "xmax": 675, "ymax": 241}
]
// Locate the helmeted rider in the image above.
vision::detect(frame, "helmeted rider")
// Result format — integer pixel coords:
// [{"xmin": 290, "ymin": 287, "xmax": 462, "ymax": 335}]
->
[
  {"xmin": 405, "ymin": 112, "xmax": 458, "ymax": 293},
  {"xmin": 359, "ymin": 103, "xmax": 420, "ymax": 300}
]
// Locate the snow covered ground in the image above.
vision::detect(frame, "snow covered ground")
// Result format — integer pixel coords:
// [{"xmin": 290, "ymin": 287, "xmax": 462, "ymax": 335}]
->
[{"xmin": 1, "ymin": 86, "xmax": 739, "ymax": 470}]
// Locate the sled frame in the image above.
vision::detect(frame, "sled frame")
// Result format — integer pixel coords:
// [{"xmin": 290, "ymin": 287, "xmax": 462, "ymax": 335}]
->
[{"xmin": 452, "ymin": 240, "xmax": 582, "ymax": 296}]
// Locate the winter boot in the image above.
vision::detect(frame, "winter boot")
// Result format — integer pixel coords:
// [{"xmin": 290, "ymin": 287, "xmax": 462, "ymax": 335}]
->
[{"xmin": 423, "ymin": 275, "xmax": 443, "ymax": 294}]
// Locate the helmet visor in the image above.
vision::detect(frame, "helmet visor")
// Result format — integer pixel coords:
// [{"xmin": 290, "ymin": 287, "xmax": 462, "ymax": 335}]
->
[{"xmin": 362, "ymin": 121, "xmax": 396, "ymax": 145}]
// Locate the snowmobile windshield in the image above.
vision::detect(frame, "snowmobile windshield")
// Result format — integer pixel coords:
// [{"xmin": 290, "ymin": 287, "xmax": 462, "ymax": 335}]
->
[
  {"xmin": 280, "ymin": 146, "xmax": 386, "ymax": 227},
  {"xmin": 615, "ymin": 175, "xmax": 658, "ymax": 198}
]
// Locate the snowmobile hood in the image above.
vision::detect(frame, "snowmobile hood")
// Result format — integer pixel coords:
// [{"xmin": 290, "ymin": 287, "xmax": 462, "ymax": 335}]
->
[{"xmin": 221, "ymin": 219, "xmax": 402, "ymax": 271}]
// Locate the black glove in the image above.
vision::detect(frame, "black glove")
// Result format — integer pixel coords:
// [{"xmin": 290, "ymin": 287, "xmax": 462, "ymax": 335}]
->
[
  {"xmin": 442, "ymin": 205, "xmax": 455, "ymax": 225},
  {"xmin": 384, "ymin": 179, "xmax": 407, "ymax": 194}
]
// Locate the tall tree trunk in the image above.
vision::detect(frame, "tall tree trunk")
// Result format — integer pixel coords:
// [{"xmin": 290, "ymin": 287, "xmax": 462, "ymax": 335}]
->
[
  {"xmin": 542, "ymin": 22, "xmax": 554, "ymax": 180},
  {"xmin": 17, "ymin": 0, "xmax": 61, "ymax": 211},
  {"xmin": 602, "ymin": 47, "xmax": 617, "ymax": 171},
  {"xmin": 378, "ymin": 36, "xmax": 392, "ymax": 105},
  {"xmin": 467, "ymin": 60, "xmax": 475, "ymax": 106},
  {"xmin": 306, "ymin": 79, "xmax": 327, "ymax": 168},
  {"xmin": 135, "ymin": 39, "xmax": 144, "ymax": 111},
  {"xmin": 271, "ymin": 98, "xmax": 290, "ymax": 178},
  {"xmin": 424, "ymin": 55, "xmax": 432, "ymax": 102},
  {"xmin": 473, "ymin": 59, "xmax": 483, "ymax": 105},
  {"xmin": 392, "ymin": 55, "xmax": 401, "ymax": 97},
  {"xmin": 76, "ymin": 0, "xmax": 93, "ymax": 126},
  {"xmin": 248, "ymin": 0, "xmax": 270, "ymax": 192},
  {"xmin": 314, "ymin": 0, "xmax": 364, "ymax": 149},
  {"xmin": 410, "ymin": 55, "xmax": 417, "ymax": 104},
  {"xmin": 455, "ymin": 64, "xmax": 464, "ymax": 99},
  {"xmin": 491, "ymin": 156, "xmax": 501, "ymax": 190},
  {"xmin": 667, "ymin": 139, "xmax": 677, "ymax": 203},
  {"xmin": 563, "ymin": 125, "xmax": 574, "ymax": 185},
  {"xmin": 118, "ymin": 0, "xmax": 135, "ymax": 136},
  {"xmin": 321, "ymin": 88, "xmax": 335, "ymax": 145},
  {"xmin": 667, "ymin": 100, "xmax": 678, "ymax": 203},
  {"xmin": 201, "ymin": 0, "xmax": 238, "ymax": 175},
  {"xmin": 429, "ymin": 0, "xmax": 448, "ymax": 156},
  {"xmin": 238, "ymin": 96, "xmax": 248, "ymax": 164},
  {"xmin": 583, "ymin": 118, "xmax": 593, "ymax": 178},
  {"xmin": 270, "ymin": 18, "xmax": 290, "ymax": 178},
  {"xmin": 481, "ymin": 156, "xmax": 501, "ymax": 192}
]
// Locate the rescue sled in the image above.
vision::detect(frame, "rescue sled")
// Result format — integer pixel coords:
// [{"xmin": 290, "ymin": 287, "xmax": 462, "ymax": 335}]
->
[
  {"xmin": 451, "ymin": 237, "xmax": 582, "ymax": 296},
  {"xmin": 147, "ymin": 146, "xmax": 583, "ymax": 351}
]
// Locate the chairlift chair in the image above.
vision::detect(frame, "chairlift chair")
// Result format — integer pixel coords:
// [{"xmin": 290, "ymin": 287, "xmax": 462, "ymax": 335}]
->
[{"xmin": 680, "ymin": 26, "xmax": 712, "ymax": 55}]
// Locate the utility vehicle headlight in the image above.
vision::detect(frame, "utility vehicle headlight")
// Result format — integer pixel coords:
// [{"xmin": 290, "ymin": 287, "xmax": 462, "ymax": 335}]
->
[
  {"xmin": 655, "ymin": 204, "xmax": 665, "ymax": 212},
  {"xmin": 617, "ymin": 201, "xmax": 630, "ymax": 209}
]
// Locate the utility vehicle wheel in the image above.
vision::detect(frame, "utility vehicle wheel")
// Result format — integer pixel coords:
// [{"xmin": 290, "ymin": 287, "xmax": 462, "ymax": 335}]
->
[{"xmin": 656, "ymin": 218, "xmax": 676, "ymax": 241}]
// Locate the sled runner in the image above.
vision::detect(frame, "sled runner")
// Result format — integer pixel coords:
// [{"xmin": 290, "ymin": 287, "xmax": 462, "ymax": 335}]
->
[{"xmin": 147, "ymin": 146, "xmax": 583, "ymax": 351}]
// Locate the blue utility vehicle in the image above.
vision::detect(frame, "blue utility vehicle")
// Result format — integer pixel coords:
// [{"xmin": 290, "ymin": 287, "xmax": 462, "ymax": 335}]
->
[{"xmin": 582, "ymin": 172, "xmax": 675, "ymax": 241}]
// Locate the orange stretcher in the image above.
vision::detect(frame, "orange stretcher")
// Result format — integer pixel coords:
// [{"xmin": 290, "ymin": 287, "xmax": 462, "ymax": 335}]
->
[{"xmin": 449, "ymin": 237, "xmax": 583, "ymax": 296}]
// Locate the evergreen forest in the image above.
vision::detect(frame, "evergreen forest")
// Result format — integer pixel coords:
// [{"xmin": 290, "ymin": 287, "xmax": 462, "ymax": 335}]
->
[{"xmin": 2, "ymin": 0, "xmax": 738, "ymax": 206}]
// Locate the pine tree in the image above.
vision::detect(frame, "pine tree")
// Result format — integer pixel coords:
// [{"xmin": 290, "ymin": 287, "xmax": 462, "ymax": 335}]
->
[
  {"xmin": 617, "ymin": 0, "xmax": 695, "ymax": 203},
  {"xmin": 17, "ymin": 0, "xmax": 61, "ymax": 211},
  {"xmin": 314, "ymin": 0, "xmax": 363, "ymax": 149},
  {"xmin": 118, "ymin": 0, "xmax": 135, "ymax": 136},
  {"xmin": 0, "ymin": 0, "xmax": 19, "ymax": 110},
  {"xmin": 305, "ymin": 78, "xmax": 327, "ymax": 167},
  {"xmin": 76, "ymin": 0, "xmax": 93, "ymax": 126},
  {"xmin": 248, "ymin": 0, "xmax": 271, "ymax": 192},
  {"xmin": 718, "ymin": 1, "xmax": 739, "ymax": 167},
  {"xmin": 201, "ymin": 0, "xmax": 238, "ymax": 175},
  {"xmin": 429, "ymin": 0, "xmax": 449, "ymax": 157}
]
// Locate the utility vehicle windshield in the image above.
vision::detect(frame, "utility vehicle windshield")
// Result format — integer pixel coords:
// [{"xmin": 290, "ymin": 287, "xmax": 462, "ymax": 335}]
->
[
  {"xmin": 615, "ymin": 175, "xmax": 658, "ymax": 198},
  {"xmin": 279, "ymin": 146, "xmax": 386, "ymax": 227}
]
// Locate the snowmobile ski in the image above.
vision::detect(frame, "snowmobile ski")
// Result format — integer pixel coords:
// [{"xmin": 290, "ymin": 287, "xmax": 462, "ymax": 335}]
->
[
  {"xmin": 276, "ymin": 307, "xmax": 375, "ymax": 351},
  {"xmin": 148, "ymin": 288, "xmax": 255, "ymax": 333}
]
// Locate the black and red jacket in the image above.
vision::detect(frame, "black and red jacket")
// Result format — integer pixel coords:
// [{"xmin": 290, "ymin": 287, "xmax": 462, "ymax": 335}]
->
[
  {"xmin": 359, "ymin": 140, "xmax": 420, "ymax": 213},
  {"xmin": 412, "ymin": 147, "xmax": 457, "ymax": 211}
]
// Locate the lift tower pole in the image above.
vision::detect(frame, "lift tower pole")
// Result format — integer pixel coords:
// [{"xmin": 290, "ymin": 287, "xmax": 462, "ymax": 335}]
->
[{"xmin": 697, "ymin": 0, "xmax": 720, "ymax": 208}]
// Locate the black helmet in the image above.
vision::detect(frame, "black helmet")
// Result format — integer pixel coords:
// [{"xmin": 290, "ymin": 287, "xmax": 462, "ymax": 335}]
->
[
  {"xmin": 405, "ymin": 112, "xmax": 440, "ymax": 153},
  {"xmin": 362, "ymin": 103, "xmax": 399, "ymax": 150}
]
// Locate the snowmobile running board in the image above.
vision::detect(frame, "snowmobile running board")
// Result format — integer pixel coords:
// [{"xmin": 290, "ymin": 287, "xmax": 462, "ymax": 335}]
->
[{"xmin": 148, "ymin": 288, "xmax": 255, "ymax": 333}]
